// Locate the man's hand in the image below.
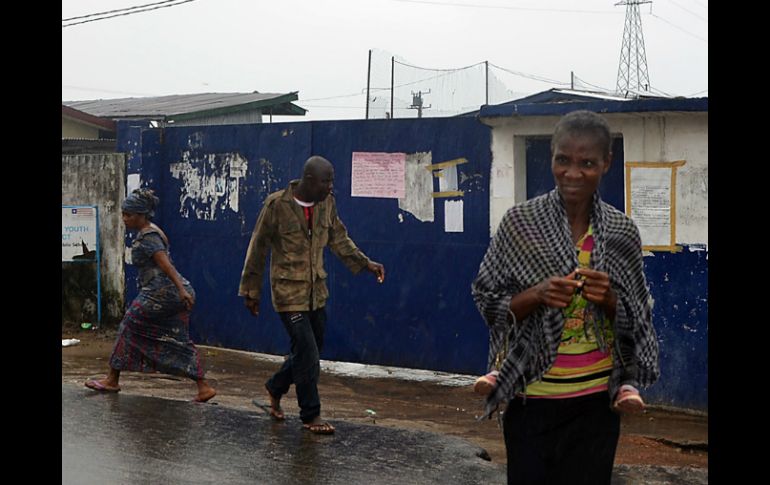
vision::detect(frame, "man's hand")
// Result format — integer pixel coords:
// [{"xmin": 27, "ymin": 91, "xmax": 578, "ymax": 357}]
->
[
  {"xmin": 367, "ymin": 261, "xmax": 385, "ymax": 283},
  {"xmin": 244, "ymin": 297, "xmax": 260, "ymax": 317}
]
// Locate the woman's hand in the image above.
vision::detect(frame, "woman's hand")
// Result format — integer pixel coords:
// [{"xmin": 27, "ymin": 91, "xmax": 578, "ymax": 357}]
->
[
  {"xmin": 534, "ymin": 271, "xmax": 582, "ymax": 309},
  {"xmin": 575, "ymin": 268, "xmax": 617, "ymax": 318},
  {"xmin": 179, "ymin": 288, "xmax": 195, "ymax": 310}
]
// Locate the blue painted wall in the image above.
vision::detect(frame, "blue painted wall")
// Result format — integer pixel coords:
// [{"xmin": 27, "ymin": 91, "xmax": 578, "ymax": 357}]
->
[{"xmin": 122, "ymin": 118, "xmax": 492, "ymax": 375}]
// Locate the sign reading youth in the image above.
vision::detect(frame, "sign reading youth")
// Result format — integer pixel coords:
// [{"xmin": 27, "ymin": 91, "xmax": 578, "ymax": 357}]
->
[{"xmin": 62, "ymin": 206, "xmax": 98, "ymax": 262}]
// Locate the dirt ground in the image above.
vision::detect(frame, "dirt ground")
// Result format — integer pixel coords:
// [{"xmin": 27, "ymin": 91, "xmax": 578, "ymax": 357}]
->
[{"xmin": 61, "ymin": 325, "xmax": 707, "ymax": 469}]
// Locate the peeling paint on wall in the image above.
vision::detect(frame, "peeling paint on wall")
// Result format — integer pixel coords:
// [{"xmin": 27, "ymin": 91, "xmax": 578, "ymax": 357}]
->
[
  {"xmin": 103, "ymin": 200, "xmax": 116, "ymax": 214},
  {"xmin": 187, "ymin": 132, "xmax": 204, "ymax": 150},
  {"xmin": 398, "ymin": 151, "xmax": 434, "ymax": 222},
  {"xmin": 169, "ymin": 152, "xmax": 249, "ymax": 220},
  {"xmin": 459, "ymin": 171, "xmax": 484, "ymax": 194},
  {"xmin": 257, "ymin": 158, "xmax": 279, "ymax": 195}
]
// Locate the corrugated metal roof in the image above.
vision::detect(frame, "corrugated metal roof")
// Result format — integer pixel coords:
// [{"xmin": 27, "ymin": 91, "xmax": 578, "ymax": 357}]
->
[
  {"xmin": 64, "ymin": 92, "xmax": 306, "ymax": 120},
  {"xmin": 61, "ymin": 104, "xmax": 116, "ymax": 131}
]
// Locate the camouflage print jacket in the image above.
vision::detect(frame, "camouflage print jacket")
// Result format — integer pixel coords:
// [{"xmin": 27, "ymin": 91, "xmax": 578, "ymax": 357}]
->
[{"xmin": 239, "ymin": 180, "xmax": 371, "ymax": 312}]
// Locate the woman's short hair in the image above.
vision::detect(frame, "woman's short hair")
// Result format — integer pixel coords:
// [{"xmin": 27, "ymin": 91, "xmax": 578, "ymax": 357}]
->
[{"xmin": 551, "ymin": 110, "xmax": 612, "ymax": 157}]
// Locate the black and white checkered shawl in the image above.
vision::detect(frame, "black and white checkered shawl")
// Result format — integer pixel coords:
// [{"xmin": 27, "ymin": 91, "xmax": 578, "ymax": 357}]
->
[{"xmin": 472, "ymin": 189, "xmax": 660, "ymax": 418}]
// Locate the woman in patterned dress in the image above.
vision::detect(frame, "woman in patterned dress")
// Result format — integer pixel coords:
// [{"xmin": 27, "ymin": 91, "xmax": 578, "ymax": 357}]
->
[{"xmin": 85, "ymin": 189, "xmax": 216, "ymax": 403}]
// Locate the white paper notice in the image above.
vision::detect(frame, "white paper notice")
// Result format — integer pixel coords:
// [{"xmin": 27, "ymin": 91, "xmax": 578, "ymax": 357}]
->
[
  {"xmin": 399, "ymin": 152, "xmax": 434, "ymax": 222},
  {"xmin": 127, "ymin": 173, "xmax": 140, "ymax": 195},
  {"xmin": 630, "ymin": 168, "xmax": 672, "ymax": 247},
  {"xmin": 438, "ymin": 166, "xmax": 458, "ymax": 193},
  {"xmin": 351, "ymin": 152, "xmax": 406, "ymax": 198},
  {"xmin": 444, "ymin": 200, "xmax": 464, "ymax": 232}
]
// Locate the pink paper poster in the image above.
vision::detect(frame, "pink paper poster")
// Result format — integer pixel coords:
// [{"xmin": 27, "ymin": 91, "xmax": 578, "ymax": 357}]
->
[{"xmin": 351, "ymin": 152, "xmax": 406, "ymax": 198}]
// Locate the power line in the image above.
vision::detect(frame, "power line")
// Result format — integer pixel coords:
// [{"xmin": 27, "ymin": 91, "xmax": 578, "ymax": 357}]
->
[
  {"xmin": 62, "ymin": 84, "xmax": 159, "ymax": 97},
  {"xmin": 385, "ymin": 69, "xmax": 478, "ymax": 90},
  {"xmin": 669, "ymin": 0, "xmax": 707, "ymax": 22},
  {"xmin": 393, "ymin": 0, "xmax": 706, "ymax": 43},
  {"xmin": 301, "ymin": 105, "xmax": 366, "ymax": 109},
  {"xmin": 648, "ymin": 13, "xmax": 707, "ymax": 42},
  {"xmin": 300, "ymin": 91, "xmax": 366, "ymax": 102},
  {"xmin": 62, "ymin": 0, "xmax": 198, "ymax": 28},
  {"xmin": 392, "ymin": 0, "xmax": 619, "ymax": 15},
  {"xmin": 299, "ymin": 73, "xmax": 464, "ymax": 105},
  {"xmin": 393, "ymin": 59, "xmax": 486, "ymax": 72},
  {"xmin": 685, "ymin": 0, "xmax": 708, "ymax": 10},
  {"xmin": 571, "ymin": 75, "xmax": 613, "ymax": 93},
  {"xmin": 687, "ymin": 89, "xmax": 708, "ymax": 97},
  {"xmin": 301, "ymin": 70, "xmax": 467, "ymax": 101},
  {"xmin": 303, "ymin": 106, "xmax": 434, "ymax": 113},
  {"xmin": 489, "ymin": 63, "xmax": 569, "ymax": 86},
  {"xmin": 391, "ymin": 61, "xmax": 569, "ymax": 90},
  {"xmin": 62, "ymin": 0, "xmax": 189, "ymax": 22},
  {"xmin": 369, "ymin": 69, "xmax": 481, "ymax": 92}
]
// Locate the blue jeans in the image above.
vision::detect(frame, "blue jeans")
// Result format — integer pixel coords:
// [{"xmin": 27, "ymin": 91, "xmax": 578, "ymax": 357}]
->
[{"xmin": 266, "ymin": 308, "xmax": 326, "ymax": 423}]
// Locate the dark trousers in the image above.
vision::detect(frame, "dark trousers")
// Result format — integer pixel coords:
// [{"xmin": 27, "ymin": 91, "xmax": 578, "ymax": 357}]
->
[
  {"xmin": 503, "ymin": 392, "xmax": 620, "ymax": 485},
  {"xmin": 266, "ymin": 308, "xmax": 326, "ymax": 424}
]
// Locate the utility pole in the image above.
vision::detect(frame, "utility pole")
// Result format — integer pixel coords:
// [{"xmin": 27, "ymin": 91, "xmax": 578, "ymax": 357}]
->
[
  {"xmin": 366, "ymin": 49, "xmax": 372, "ymax": 119},
  {"xmin": 390, "ymin": 56, "xmax": 395, "ymax": 119},
  {"xmin": 615, "ymin": 0, "xmax": 652, "ymax": 97},
  {"xmin": 408, "ymin": 90, "xmax": 431, "ymax": 118}
]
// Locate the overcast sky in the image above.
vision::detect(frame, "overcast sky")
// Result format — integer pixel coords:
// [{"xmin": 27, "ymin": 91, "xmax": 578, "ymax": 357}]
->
[{"xmin": 62, "ymin": 0, "xmax": 708, "ymax": 121}]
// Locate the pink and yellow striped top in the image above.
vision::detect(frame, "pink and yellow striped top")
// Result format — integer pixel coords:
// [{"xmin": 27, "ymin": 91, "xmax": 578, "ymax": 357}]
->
[{"xmin": 526, "ymin": 225, "xmax": 615, "ymax": 399}]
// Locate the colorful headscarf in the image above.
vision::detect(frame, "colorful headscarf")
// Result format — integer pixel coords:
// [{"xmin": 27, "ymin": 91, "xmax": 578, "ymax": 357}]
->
[{"xmin": 121, "ymin": 188, "xmax": 159, "ymax": 218}]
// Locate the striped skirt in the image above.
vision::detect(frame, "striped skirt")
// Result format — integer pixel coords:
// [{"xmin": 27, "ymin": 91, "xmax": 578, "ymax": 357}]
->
[{"xmin": 109, "ymin": 283, "xmax": 204, "ymax": 380}]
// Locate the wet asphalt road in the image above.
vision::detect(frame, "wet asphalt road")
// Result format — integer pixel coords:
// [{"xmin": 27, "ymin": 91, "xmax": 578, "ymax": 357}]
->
[
  {"xmin": 62, "ymin": 384, "xmax": 707, "ymax": 484},
  {"xmin": 62, "ymin": 384, "xmax": 505, "ymax": 485}
]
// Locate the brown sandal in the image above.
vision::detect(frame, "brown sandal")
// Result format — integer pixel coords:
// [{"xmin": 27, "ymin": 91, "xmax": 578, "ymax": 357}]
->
[
  {"xmin": 613, "ymin": 388, "xmax": 645, "ymax": 414},
  {"xmin": 264, "ymin": 385, "xmax": 285, "ymax": 421},
  {"xmin": 303, "ymin": 422, "xmax": 335, "ymax": 435},
  {"xmin": 193, "ymin": 389, "xmax": 217, "ymax": 403}
]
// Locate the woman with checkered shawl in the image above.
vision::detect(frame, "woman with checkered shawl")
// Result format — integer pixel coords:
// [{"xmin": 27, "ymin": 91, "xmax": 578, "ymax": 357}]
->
[{"xmin": 472, "ymin": 111, "xmax": 659, "ymax": 485}]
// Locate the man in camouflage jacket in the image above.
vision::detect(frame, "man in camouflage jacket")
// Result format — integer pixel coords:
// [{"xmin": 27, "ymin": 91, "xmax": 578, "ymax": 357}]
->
[{"xmin": 239, "ymin": 156, "xmax": 385, "ymax": 434}]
